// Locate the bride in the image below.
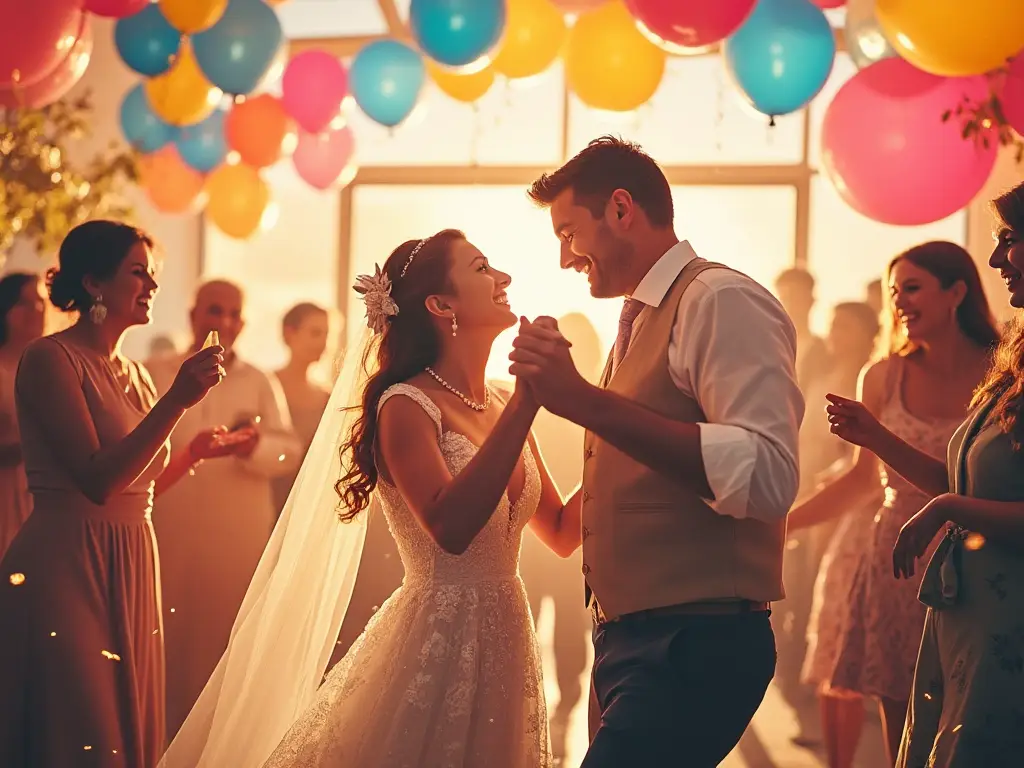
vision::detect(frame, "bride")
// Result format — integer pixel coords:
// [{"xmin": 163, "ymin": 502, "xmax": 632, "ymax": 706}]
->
[{"xmin": 160, "ymin": 229, "xmax": 582, "ymax": 767}]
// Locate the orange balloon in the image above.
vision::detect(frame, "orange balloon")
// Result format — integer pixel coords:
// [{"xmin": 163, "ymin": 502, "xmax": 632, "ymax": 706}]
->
[
  {"xmin": 426, "ymin": 60, "xmax": 495, "ymax": 102},
  {"xmin": 565, "ymin": 1, "xmax": 665, "ymax": 112},
  {"xmin": 492, "ymin": 0, "xmax": 567, "ymax": 80},
  {"xmin": 226, "ymin": 94, "xmax": 295, "ymax": 168},
  {"xmin": 138, "ymin": 145, "xmax": 206, "ymax": 214},
  {"xmin": 145, "ymin": 42, "xmax": 221, "ymax": 127},
  {"xmin": 206, "ymin": 163, "xmax": 271, "ymax": 239}
]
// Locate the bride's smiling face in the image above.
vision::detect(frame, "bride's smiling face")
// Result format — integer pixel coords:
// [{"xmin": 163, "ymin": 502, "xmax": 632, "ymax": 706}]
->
[{"xmin": 430, "ymin": 239, "xmax": 516, "ymax": 333}]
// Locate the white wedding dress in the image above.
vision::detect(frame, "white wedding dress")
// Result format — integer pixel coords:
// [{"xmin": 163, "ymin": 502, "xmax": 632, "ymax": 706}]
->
[{"xmin": 262, "ymin": 383, "xmax": 551, "ymax": 768}]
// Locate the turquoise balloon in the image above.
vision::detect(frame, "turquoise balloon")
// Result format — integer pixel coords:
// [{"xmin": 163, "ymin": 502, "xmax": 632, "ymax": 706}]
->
[
  {"xmin": 410, "ymin": 0, "xmax": 506, "ymax": 69},
  {"xmin": 350, "ymin": 40, "xmax": 425, "ymax": 128},
  {"xmin": 723, "ymin": 0, "xmax": 835, "ymax": 119},
  {"xmin": 192, "ymin": 0, "xmax": 283, "ymax": 96},
  {"xmin": 175, "ymin": 109, "xmax": 227, "ymax": 173},
  {"xmin": 120, "ymin": 83, "xmax": 177, "ymax": 153},
  {"xmin": 114, "ymin": 4, "xmax": 180, "ymax": 77}
]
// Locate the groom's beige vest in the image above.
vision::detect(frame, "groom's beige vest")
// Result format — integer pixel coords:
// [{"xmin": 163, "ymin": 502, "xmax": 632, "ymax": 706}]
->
[{"xmin": 581, "ymin": 259, "xmax": 786, "ymax": 621}]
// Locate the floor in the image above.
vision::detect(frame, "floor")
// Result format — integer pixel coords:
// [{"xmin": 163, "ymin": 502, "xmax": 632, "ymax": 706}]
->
[{"xmin": 535, "ymin": 599, "xmax": 889, "ymax": 768}]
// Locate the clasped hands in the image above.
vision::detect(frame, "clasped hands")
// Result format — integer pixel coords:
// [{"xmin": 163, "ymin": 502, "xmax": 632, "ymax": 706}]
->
[{"xmin": 508, "ymin": 316, "xmax": 588, "ymax": 417}]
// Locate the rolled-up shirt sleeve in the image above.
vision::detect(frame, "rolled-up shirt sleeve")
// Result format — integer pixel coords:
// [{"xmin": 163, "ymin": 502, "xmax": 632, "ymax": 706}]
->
[{"xmin": 668, "ymin": 277, "xmax": 804, "ymax": 522}]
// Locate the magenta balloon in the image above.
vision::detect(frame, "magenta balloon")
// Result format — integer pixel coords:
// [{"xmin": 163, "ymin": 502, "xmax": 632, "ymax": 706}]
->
[
  {"xmin": 0, "ymin": 14, "xmax": 92, "ymax": 109},
  {"xmin": 293, "ymin": 124, "xmax": 356, "ymax": 190},
  {"xmin": 281, "ymin": 50, "xmax": 349, "ymax": 135},
  {"xmin": 625, "ymin": 0, "xmax": 757, "ymax": 51},
  {"xmin": 0, "ymin": 0, "xmax": 85, "ymax": 88},
  {"xmin": 821, "ymin": 58, "xmax": 998, "ymax": 226},
  {"xmin": 84, "ymin": 0, "xmax": 148, "ymax": 18},
  {"xmin": 1001, "ymin": 56, "xmax": 1024, "ymax": 137}
]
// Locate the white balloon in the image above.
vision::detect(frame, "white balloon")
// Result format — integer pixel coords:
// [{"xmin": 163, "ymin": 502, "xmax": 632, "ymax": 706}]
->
[{"xmin": 845, "ymin": 0, "xmax": 896, "ymax": 69}]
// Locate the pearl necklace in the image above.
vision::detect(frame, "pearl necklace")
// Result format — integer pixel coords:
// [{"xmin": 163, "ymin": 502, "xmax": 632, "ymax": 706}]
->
[{"xmin": 425, "ymin": 367, "xmax": 490, "ymax": 411}]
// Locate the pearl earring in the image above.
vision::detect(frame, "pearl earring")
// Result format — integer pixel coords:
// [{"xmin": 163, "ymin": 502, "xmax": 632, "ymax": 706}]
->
[{"xmin": 451, "ymin": 315, "xmax": 458, "ymax": 337}]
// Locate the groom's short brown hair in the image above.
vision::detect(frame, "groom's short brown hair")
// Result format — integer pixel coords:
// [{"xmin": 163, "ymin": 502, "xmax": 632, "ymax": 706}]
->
[{"xmin": 527, "ymin": 135, "xmax": 674, "ymax": 228}]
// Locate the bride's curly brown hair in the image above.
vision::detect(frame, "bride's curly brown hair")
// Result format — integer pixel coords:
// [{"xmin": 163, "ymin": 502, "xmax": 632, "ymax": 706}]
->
[
  {"xmin": 971, "ymin": 184, "xmax": 1024, "ymax": 450},
  {"xmin": 335, "ymin": 229, "xmax": 465, "ymax": 521}
]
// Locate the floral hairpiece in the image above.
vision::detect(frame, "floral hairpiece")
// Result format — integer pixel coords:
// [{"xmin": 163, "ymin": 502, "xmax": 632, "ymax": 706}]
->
[{"xmin": 353, "ymin": 265, "xmax": 399, "ymax": 334}]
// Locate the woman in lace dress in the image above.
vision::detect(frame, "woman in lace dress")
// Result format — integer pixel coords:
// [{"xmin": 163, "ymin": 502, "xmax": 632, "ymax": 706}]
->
[
  {"xmin": 830, "ymin": 183, "xmax": 1024, "ymax": 767},
  {"xmin": 256, "ymin": 230, "xmax": 581, "ymax": 767},
  {"xmin": 788, "ymin": 242, "xmax": 999, "ymax": 765}
]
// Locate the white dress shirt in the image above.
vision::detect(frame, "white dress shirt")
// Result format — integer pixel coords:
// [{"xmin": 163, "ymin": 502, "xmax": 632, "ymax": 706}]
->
[{"xmin": 629, "ymin": 241, "xmax": 804, "ymax": 522}]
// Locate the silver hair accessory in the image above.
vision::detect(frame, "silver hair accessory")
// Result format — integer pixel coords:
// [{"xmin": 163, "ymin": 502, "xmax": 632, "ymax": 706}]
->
[
  {"xmin": 353, "ymin": 265, "xmax": 399, "ymax": 334},
  {"xmin": 400, "ymin": 237, "xmax": 429, "ymax": 278}
]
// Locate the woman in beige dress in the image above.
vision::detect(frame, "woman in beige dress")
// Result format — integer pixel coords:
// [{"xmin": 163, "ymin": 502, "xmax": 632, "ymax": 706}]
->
[
  {"xmin": 0, "ymin": 273, "xmax": 46, "ymax": 559},
  {"xmin": 0, "ymin": 221, "xmax": 237, "ymax": 768},
  {"xmin": 788, "ymin": 242, "xmax": 999, "ymax": 765}
]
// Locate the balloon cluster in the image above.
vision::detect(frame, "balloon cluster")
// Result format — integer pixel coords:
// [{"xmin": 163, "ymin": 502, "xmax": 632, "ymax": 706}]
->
[
  {"xmin": 9, "ymin": 0, "xmax": 1024, "ymax": 236},
  {"xmin": 113, "ymin": 0, "xmax": 360, "ymax": 239}
]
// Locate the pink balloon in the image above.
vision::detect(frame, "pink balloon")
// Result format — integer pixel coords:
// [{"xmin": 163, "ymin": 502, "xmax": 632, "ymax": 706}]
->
[
  {"xmin": 552, "ymin": 0, "xmax": 609, "ymax": 11},
  {"xmin": 1001, "ymin": 56, "xmax": 1024, "ymax": 136},
  {"xmin": 281, "ymin": 50, "xmax": 349, "ymax": 135},
  {"xmin": 293, "ymin": 124, "xmax": 356, "ymax": 190},
  {"xmin": 822, "ymin": 58, "xmax": 998, "ymax": 226},
  {"xmin": 625, "ymin": 0, "xmax": 756, "ymax": 51},
  {"xmin": 83, "ymin": 0, "xmax": 148, "ymax": 18},
  {"xmin": 0, "ymin": 0, "xmax": 85, "ymax": 88},
  {"xmin": 0, "ymin": 14, "xmax": 92, "ymax": 109}
]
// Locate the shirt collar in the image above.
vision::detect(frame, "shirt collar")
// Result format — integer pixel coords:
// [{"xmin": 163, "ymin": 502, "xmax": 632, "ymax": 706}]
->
[{"xmin": 629, "ymin": 240, "xmax": 698, "ymax": 308}]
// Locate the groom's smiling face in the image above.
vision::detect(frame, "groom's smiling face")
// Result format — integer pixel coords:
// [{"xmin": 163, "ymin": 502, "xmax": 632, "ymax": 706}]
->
[{"xmin": 550, "ymin": 189, "xmax": 635, "ymax": 299}]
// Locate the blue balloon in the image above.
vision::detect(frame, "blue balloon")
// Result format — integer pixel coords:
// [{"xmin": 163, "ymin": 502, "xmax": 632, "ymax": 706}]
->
[
  {"xmin": 174, "ymin": 109, "xmax": 228, "ymax": 173},
  {"xmin": 192, "ymin": 0, "xmax": 284, "ymax": 96},
  {"xmin": 350, "ymin": 40, "xmax": 425, "ymax": 128},
  {"xmin": 410, "ymin": 0, "xmax": 506, "ymax": 69},
  {"xmin": 115, "ymin": 5, "xmax": 181, "ymax": 78},
  {"xmin": 723, "ymin": 0, "xmax": 836, "ymax": 119},
  {"xmin": 120, "ymin": 84, "xmax": 177, "ymax": 153}
]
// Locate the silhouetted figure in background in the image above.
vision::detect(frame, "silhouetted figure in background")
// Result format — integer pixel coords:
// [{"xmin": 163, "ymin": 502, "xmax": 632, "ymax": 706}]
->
[{"xmin": 523, "ymin": 312, "xmax": 603, "ymax": 761}]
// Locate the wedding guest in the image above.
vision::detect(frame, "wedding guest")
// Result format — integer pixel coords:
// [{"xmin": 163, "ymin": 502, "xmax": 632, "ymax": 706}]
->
[
  {"xmin": 788, "ymin": 242, "xmax": 999, "ymax": 764},
  {"xmin": 147, "ymin": 278, "xmax": 301, "ymax": 739},
  {"xmin": 0, "ymin": 221, "xmax": 233, "ymax": 768},
  {"xmin": 272, "ymin": 302, "xmax": 332, "ymax": 514},
  {"xmin": 0, "ymin": 273, "xmax": 46, "ymax": 559},
  {"xmin": 829, "ymin": 182, "xmax": 1024, "ymax": 767}
]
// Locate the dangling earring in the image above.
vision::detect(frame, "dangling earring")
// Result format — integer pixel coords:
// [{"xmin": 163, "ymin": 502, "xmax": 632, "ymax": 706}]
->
[
  {"xmin": 450, "ymin": 314, "xmax": 458, "ymax": 337},
  {"xmin": 89, "ymin": 294, "xmax": 107, "ymax": 325}
]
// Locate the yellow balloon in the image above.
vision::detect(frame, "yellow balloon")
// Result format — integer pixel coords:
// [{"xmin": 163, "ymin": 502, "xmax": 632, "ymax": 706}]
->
[
  {"xmin": 206, "ymin": 163, "xmax": 271, "ymax": 240},
  {"xmin": 145, "ymin": 43, "xmax": 221, "ymax": 127},
  {"xmin": 564, "ymin": 1, "xmax": 665, "ymax": 112},
  {"xmin": 427, "ymin": 60, "xmax": 496, "ymax": 102},
  {"xmin": 492, "ymin": 0, "xmax": 567, "ymax": 80},
  {"xmin": 876, "ymin": 0, "xmax": 1024, "ymax": 76},
  {"xmin": 159, "ymin": 0, "xmax": 228, "ymax": 34}
]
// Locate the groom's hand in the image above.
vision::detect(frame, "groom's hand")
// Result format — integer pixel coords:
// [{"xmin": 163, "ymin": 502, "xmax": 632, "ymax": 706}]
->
[{"xmin": 509, "ymin": 316, "xmax": 586, "ymax": 417}]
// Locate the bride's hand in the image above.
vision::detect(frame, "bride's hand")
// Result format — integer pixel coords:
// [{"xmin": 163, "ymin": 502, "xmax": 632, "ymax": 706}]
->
[{"xmin": 512, "ymin": 374, "xmax": 539, "ymax": 413}]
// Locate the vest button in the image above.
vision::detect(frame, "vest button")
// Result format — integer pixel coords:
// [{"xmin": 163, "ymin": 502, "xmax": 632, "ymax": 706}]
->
[
  {"xmin": 583, "ymin": 491, "xmax": 591, "ymax": 502},
  {"xmin": 582, "ymin": 563, "xmax": 591, "ymax": 575},
  {"xmin": 582, "ymin": 526, "xmax": 590, "ymax": 539},
  {"xmin": 585, "ymin": 448, "xmax": 594, "ymax": 460}
]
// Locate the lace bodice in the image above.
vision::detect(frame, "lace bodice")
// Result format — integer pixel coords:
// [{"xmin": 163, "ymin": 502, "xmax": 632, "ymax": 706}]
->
[
  {"xmin": 375, "ymin": 383, "xmax": 542, "ymax": 586},
  {"xmin": 877, "ymin": 377, "xmax": 963, "ymax": 510}
]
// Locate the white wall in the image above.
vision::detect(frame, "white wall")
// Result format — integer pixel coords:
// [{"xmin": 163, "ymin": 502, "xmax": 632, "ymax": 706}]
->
[{"xmin": 2, "ymin": 19, "xmax": 202, "ymax": 360}]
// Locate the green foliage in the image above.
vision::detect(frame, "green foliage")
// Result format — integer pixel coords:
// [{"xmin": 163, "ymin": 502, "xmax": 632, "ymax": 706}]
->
[{"xmin": 0, "ymin": 89, "xmax": 138, "ymax": 266}]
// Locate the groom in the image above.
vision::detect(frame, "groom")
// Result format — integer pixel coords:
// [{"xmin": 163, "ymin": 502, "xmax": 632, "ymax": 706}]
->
[{"xmin": 510, "ymin": 136, "xmax": 804, "ymax": 766}]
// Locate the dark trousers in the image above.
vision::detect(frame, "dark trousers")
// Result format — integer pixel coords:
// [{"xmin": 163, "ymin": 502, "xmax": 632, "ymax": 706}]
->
[{"xmin": 582, "ymin": 610, "xmax": 776, "ymax": 767}]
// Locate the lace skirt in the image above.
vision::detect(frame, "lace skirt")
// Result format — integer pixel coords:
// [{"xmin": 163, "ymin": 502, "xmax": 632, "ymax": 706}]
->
[{"xmin": 263, "ymin": 575, "xmax": 550, "ymax": 768}]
